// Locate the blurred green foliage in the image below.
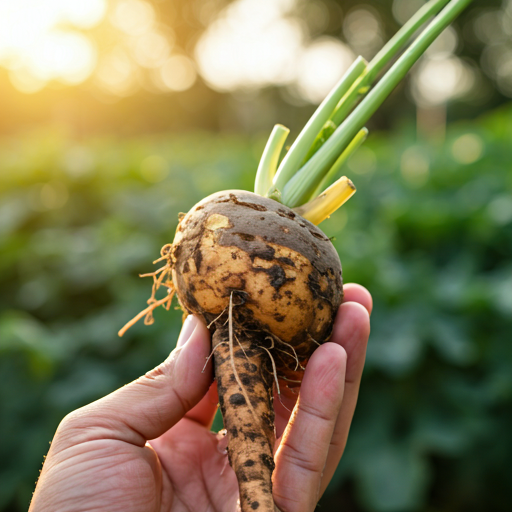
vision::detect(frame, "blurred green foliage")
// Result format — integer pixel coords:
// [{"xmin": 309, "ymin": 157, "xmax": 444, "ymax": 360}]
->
[{"xmin": 1, "ymin": 105, "xmax": 512, "ymax": 512}]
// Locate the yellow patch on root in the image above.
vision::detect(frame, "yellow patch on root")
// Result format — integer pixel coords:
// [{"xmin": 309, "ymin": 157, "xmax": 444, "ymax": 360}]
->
[{"xmin": 205, "ymin": 213, "xmax": 232, "ymax": 231}]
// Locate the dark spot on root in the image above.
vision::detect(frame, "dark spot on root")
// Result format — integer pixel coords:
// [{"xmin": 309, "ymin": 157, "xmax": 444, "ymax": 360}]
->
[
  {"xmin": 277, "ymin": 208, "xmax": 296, "ymax": 220},
  {"xmin": 182, "ymin": 261, "xmax": 190, "ymax": 273},
  {"xmin": 241, "ymin": 373, "xmax": 256, "ymax": 386},
  {"xmin": 235, "ymin": 232, "xmax": 256, "ymax": 242},
  {"xmin": 255, "ymin": 265, "xmax": 295, "ymax": 291},
  {"xmin": 309, "ymin": 229, "xmax": 329, "ymax": 241},
  {"xmin": 231, "ymin": 252, "xmax": 237, "ymax": 259},
  {"xmin": 230, "ymin": 427, "xmax": 238, "ymax": 438},
  {"xmin": 231, "ymin": 290, "xmax": 248, "ymax": 305},
  {"xmin": 274, "ymin": 314, "xmax": 285, "ymax": 322},
  {"xmin": 229, "ymin": 393, "xmax": 246, "ymax": 406},
  {"xmin": 308, "ymin": 272, "xmax": 322, "ymax": 297},
  {"xmin": 244, "ymin": 363, "xmax": 258, "ymax": 373},
  {"xmin": 251, "ymin": 502, "xmax": 260, "ymax": 509},
  {"xmin": 228, "ymin": 194, "xmax": 268, "ymax": 211},
  {"xmin": 173, "ymin": 243, "xmax": 182, "ymax": 260},
  {"xmin": 261, "ymin": 413, "xmax": 274, "ymax": 428},
  {"xmin": 260, "ymin": 216, "xmax": 265, "ymax": 221},
  {"xmin": 193, "ymin": 249, "xmax": 203, "ymax": 272},
  {"xmin": 277, "ymin": 256, "xmax": 295, "ymax": 267},
  {"xmin": 251, "ymin": 245, "xmax": 275, "ymax": 262},
  {"xmin": 260, "ymin": 453, "xmax": 275, "ymax": 472},
  {"xmin": 246, "ymin": 431, "xmax": 262, "ymax": 442},
  {"xmin": 244, "ymin": 459, "xmax": 255, "ymax": 467},
  {"xmin": 195, "ymin": 205, "xmax": 204, "ymax": 211}
]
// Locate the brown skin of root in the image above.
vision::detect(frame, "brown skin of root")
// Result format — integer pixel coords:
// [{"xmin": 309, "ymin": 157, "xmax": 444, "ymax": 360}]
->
[
  {"xmin": 171, "ymin": 190, "xmax": 343, "ymax": 380},
  {"xmin": 213, "ymin": 326, "xmax": 277, "ymax": 512}
]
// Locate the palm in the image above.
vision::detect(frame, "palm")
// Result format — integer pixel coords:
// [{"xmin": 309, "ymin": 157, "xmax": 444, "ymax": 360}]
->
[
  {"xmin": 149, "ymin": 385, "xmax": 297, "ymax": 512},
  {"xmin": 152, "ymin": 417, "xmax": 239, "ymax": 511}
]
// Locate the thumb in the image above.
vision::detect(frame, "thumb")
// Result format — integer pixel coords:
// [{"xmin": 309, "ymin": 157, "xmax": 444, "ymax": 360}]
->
[{"xmin": 63, "ymin": 315, "xmax": 213, "ymax": 445}]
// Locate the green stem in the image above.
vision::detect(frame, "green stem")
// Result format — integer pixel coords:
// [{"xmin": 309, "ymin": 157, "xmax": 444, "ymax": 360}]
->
[
  {"xmin": 310, "ymin": 127, "xmax": 368, "ymax": 200},
  {"xmin": 254, "ymin": 124, "xmax": 289, "ymax": 196},
  {"xmin": 272, "ymin": 56, "xmax": 368, "ymax": 193},
  {"xmin": 367, "ymin": 0, "xmax": 452, "ymax": 85},
  {"xmin": 331, "ymin": 0, "xmax": 452, "ymax": 127},
  {"xmin": 282, "ymin": 0, "xmax": 473, "ymax": 208},
  {"xmin": 302, "ymin": 120, "xmax": 337, "ymax": 164}
]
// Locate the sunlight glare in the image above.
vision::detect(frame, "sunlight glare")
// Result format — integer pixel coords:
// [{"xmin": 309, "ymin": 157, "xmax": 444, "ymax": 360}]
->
[
  {"xmin": 110, "ymin": 0, "xmax": 155, "ymax": 36},
  {"xmin": 411, "ymin": 56, "xmax": 475, "ymax": 106},
  {"xmin": 158, "ymin": 56, "xmax": 197, "ymax": 92},
  {"xmin": 95, "ymin": 47, "xmax": 138, "ymax": 96},
  {"xmin": 0, "ymin": 0, "xmax": 106, "ymax": 92},
  {"xmin": 195, "ymin": 0, "xmax": 303, "ymax": 92},
  {"xmin": 133, "ymin": 32, "xmax": 172, "ymax": 69}
]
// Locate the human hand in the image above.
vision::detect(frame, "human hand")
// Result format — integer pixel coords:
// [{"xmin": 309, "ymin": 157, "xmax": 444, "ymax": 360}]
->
[{"xmin": 29, "ymin": 283, "xmax": 371, "ymax": 512}]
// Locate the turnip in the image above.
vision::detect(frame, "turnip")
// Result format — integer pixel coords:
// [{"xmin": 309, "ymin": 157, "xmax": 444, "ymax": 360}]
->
[{"xmin": 119, "ymin": 2, "xmax": 472, "ymax": 510}]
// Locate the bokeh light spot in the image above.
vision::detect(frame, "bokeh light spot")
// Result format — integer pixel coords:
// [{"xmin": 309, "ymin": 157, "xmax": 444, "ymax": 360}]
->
[
  {"xmin": 451, "ymin": 134, "xmax": 484, "ymax": 164},
  {"xmin": 195, "ymin": 0, "xmax": 303, "ymax": 92},
  {"xmin": 295, "ymin": 38, "xmax": 355, "ymax": 104},
  {"xmin": 159, "ymin": 56, "xmax": 197, "ymax": 92},
  {"xmin": 95, "ymin": 47, "xmax": 138, "ymax": 96},
  {"xmin": 0, "ymin": 0, "xmax": 105, "ymax": 91},
  {"xmin": 487, "ymin": 195, "xmax": 512, "ymax": 225},
  {"xmin": 31, "ymin": 181, "xmax": 69, "ymax": 211},
  {"xmin": 347, "ymin": 146, "xmax": 377, "ymax": 176},
  {"xmin": 401, "ymin": 146, "xmax": 430, "ymax": 188},
  {"xmin": 133, "ymin": 32, "xmax": 172, "ymax": 69},
  {"xmin": 412, "ymin": 56, "xmax": 475, "ymax": 106},
  {"xmin": 110, "ymin": 0, "xmax": 155, "ymax": 36},
  {"xmin": 343, "ymin": 7, "xmax": 383, "ymax": 57}
]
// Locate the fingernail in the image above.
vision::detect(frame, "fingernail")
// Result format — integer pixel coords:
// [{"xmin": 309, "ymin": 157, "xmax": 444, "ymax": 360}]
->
[{"xmin": 177, "ymin": 315, "xmax": 199, "ymax": 347}]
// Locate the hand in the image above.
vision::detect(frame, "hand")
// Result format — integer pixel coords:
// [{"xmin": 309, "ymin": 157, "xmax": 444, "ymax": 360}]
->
[{"xmin": 29, "ymin": 284, "xmax": 371, "ymax": 512}]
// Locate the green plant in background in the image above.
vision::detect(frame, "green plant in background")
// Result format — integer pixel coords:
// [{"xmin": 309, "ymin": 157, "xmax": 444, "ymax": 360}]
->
[{"xmin": 1, "ymin": 103, "xmax": 512, "ymax": 511}]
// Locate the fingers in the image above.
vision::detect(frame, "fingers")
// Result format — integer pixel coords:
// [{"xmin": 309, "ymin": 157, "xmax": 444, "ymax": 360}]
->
[
  {"xmin": 57, "ymin": 316, "xmax": 213, "ymax": 448},
  {"xmin": 319, "ymin": 299, "xmax": 370, "ymax": 496},
  {"xmin": 273, "ymin": 283, "xmax": 372, "ymax": 439},
  {"xmin": 273, "ymin": 343, "xmax": 347, "ymax": 512},
  {"xmin": 343, "ymin": 283, "xmax": 373, "ymax": 314}
]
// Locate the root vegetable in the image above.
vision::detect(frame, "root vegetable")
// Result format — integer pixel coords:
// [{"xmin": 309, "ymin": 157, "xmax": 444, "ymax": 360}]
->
[
  {"xmin": 172, "ymin": 191, "xmax": 342, "ymax": 511},
  {"xmin": 118, "ymin": 3, "xmax": 471, "ymax": 510}
]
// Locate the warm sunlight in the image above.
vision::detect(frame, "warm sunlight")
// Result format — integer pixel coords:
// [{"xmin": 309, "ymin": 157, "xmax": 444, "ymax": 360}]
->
[{"xmin": 0, "ymin": 0, "xmax": 106, "ymax": 92}]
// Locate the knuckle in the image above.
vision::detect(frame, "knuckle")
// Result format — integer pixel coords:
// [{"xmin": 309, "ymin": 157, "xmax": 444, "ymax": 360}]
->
[
  {"xmin": 298, "ymin": 401, "xmax": 334, "ymax": 424},
  {"xmin": 281, "ymin": 440, "xmax": 323, "ymax": 475}
]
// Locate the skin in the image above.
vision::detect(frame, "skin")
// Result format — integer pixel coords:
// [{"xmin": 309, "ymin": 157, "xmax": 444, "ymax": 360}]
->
[{"xmin": 29, "ymin": 283, "xmax": 372, "ymax": 512}]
